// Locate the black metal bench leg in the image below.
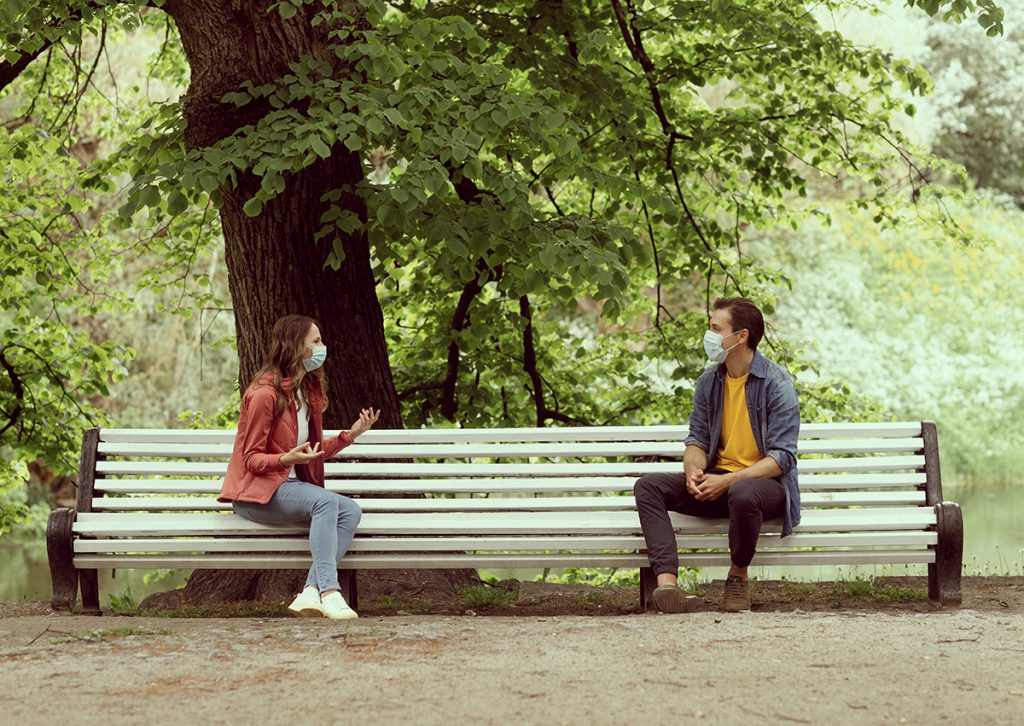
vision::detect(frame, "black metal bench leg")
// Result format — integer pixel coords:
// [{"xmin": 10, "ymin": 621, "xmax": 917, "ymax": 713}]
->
[
  {"xmin": 339, "ymin": 569, "xmax": 358, "ymax": 611},
  {"xmin": 639, "ymin": 567, "xmax": 657, "ymax": 612},
  {"xmin": 929, "ymin": 502, "xmax": 963, "ymax": 606},
  {"xmin": 46, "ymin": 508, "xmax": 78, "ymax": 613},
  {"xmin": 79, "ymin": 569, "xmax": 102, "ymax": 616}
]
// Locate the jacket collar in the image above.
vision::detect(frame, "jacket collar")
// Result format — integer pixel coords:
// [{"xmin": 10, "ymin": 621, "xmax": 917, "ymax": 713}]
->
[
  {"xmin": 256, "ymin": 372, "xmax": 322, "ymax": 400},
  {"xmin": 714, "ymin": 349, "xmax": 768, "ymax": 380}
]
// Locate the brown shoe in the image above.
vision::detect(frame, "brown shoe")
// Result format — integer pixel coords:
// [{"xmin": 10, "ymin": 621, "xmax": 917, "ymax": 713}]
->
[
  {"xmin": 652, "ymin": 584, "xmax": 700, "ymax": 613},
  {"xmin": 722, "ymin": 575, "xmax": 750, "ymax": 612}
]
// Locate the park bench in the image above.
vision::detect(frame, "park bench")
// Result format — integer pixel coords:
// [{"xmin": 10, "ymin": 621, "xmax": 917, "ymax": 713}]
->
[{"xmin": 47, "ymin": 421, "xmax": 962, "ymax": 615}]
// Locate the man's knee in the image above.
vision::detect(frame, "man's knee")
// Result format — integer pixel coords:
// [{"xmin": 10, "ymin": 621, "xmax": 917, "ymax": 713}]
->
[
  {"xmin": 727, "ymin": 482, "xmax": 759, "ymax": 513},
  {"xmin": 633, "ymin": 475, "xmax": 662, "ymax": 503}
]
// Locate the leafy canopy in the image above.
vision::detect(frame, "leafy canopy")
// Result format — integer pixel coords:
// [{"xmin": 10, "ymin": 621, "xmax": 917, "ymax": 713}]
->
[{"xmin": 0, "ymin": 0, "xmax": 1003, "ymax": 528}]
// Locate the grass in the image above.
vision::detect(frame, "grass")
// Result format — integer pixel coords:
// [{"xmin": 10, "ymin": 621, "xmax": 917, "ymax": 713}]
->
[
  {"xmin": 832, "ymin": 576, "xmax": 926, "ymax": 604},
  {"xmin": 139, "ymin": 601, "xmax": 292, "ymax": 618},
  {"xmin": 779, "ymin": 581, "xmax": 822, "ymax": 598},
  {"xmin": 368, "ymin": 593, "xmax": 399, "ymax": 610},
  {"xmin": 963, "ymin": 548, "xmax": 1024, "ymax": 577},
  {"xmin": 457, "ymin": 584, "xmax": 517, "ymax": 609},
  {"xmin": 108, "ymin": 586, "xmax": 141, "ymax": 615},
  {"xmin": 579, "ymin": 591, "xmax": 615, "ymax": 606},
  {"xmin": 51, "ymin": 625, "xmax": 177, "ymax": 644}
]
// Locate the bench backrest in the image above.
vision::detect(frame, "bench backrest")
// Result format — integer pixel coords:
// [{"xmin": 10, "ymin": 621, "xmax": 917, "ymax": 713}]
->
[{"xmin": 77, "ymin": 421, "xmax": 942, "ymax": 514}]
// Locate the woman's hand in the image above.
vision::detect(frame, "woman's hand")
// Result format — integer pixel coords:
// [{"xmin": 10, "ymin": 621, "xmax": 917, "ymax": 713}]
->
[
  {"xmin": 279, "ymin": 442, "xmax": 325, "ymax": 467},
  {"xmin": 348, "ymin": 407, "xmax": 381, "ymax": 439}
]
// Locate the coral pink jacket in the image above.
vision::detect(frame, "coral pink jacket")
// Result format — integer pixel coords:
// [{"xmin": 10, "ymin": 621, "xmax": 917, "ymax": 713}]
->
[{"xmin": 218, "ymin": 373, "xmax": 352, "ymax": 504}]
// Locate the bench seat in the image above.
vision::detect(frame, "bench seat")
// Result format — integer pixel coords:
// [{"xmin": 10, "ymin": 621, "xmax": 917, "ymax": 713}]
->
[{"xmin": 47, "ymin": 421, "xmax": 963, "ymax": 613}]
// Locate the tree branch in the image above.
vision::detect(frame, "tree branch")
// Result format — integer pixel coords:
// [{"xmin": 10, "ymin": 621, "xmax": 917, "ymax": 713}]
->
[
  {"xmin": 440, "ymin": 259, "xmax": 503, "ymax": 420},
  {"xmin": 519, "ymin": 295, "xmax": 546, "ymax": 427},
  {"xmin": 0, "ymin": 348, "xmax": 25, "ymax": 440},
  {"xmin": 0, "ymin": 0, "xmax": 122, "ymax": 94}
]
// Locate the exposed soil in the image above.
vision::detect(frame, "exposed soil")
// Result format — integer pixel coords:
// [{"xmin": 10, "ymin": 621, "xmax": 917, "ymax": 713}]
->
[{"xmin": 1, "ymin": 578, "xmax": 1023, "ymax": 724}]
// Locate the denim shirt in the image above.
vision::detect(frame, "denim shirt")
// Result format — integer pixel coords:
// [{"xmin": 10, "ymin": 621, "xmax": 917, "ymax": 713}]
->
[{"xmin": 684, "ymin": 350, "xmax": 802, "ymax": 536}]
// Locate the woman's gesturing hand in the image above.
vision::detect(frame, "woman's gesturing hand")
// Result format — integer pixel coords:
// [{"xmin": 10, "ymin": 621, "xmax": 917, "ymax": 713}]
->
[
  {"xmin": 349, "ymin": 407, "xmax": 381, "ymax": 439},
  {"xmin": 279, "ymin": 442, "xmax": 325, "ymax": 467}
]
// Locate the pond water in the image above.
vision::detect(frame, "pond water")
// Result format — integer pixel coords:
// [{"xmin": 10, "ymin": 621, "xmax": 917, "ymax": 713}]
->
[{"xmin": 1, "ymin": 481, "xmax": 1020, "ymax": 604}]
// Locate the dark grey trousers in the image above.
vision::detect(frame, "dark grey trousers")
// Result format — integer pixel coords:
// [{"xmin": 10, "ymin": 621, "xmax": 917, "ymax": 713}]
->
[{"xmin": 633, "ymin": 470, "xmax": 786, "ymax": 576}]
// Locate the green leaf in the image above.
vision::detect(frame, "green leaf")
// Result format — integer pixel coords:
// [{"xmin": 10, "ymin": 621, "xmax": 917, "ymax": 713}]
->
[
  {"xmin": 243, "ymin": 197, "xmax": 263, "ymax": 217},
  {"xmin": 167, "ymin": 191, "xmax": 188, "ymax": 216},
  {"xmin": 309, "ymin": 136, "xmax": 331, "ymax": 159}
]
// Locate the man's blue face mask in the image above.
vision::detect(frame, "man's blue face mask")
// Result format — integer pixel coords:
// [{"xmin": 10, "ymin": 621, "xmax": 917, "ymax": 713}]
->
[{"xmin": 702, "ymin": 329, "xmax": 745, "ymax": 363}]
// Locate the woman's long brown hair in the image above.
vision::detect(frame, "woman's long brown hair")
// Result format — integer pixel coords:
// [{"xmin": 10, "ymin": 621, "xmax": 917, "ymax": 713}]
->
[{"xmin": 251, "ymin": 314, "xmax": 328, "ymax": 418}]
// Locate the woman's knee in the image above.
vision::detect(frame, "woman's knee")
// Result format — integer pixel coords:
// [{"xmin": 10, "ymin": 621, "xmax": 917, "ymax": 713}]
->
[
  {"xmin": 336, "ymin": 494, "xmax": 362, "ymax": 525},
  {"xmin": 310, "ymin": 490, "xmax": 340, "ymax": 517}
]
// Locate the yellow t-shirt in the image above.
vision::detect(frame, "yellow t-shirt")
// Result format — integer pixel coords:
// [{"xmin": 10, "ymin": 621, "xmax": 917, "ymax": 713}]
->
[{"xmin": 716, "ymin": 373, "xmax": 761, "ymax": 472}]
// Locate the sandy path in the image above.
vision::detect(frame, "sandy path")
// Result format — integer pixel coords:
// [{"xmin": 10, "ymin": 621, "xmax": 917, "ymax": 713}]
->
[{"xmin": 2, "ymin": 610, "xmax": 1022, "ymax": 725}]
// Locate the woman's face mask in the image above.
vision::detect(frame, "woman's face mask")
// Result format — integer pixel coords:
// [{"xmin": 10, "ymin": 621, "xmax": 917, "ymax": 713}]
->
[
  {"xmin": 702, "ymin": 329, "xmax": 745, "ymax": 363},
  {"xmin": 303, "ymin": 344, "xmax": 327, "ymax": 372}
]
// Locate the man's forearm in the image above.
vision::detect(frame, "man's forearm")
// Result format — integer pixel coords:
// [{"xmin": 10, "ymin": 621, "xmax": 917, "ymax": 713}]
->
[
  {"xmin": 725, "ymin": 455, "xmax": 783, "ymax": 483},
  {"xmin": 683, "ymin": 445, "xmax": 708, "ymax": 475}
]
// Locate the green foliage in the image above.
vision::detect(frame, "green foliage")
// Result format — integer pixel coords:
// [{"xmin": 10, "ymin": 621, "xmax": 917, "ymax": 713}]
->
[
  {"xmin": 763, "ymin": 197, "xmax": 1024, "ymax": 480},
  {"xmin": 0, "ymin": 0, "xmax": 1008, "ymax": 539},
  {"xmin": 457, "ymin": 583, "xmax": 517, "ymax": 608},
  {"xmin": 905, "ymin": 0, "xmax": 1004, "ymax": 35},
  {"xmin": 373, "ymin": 594, "xmax": 401, "ymax": 611},
  {"xmin": 832, "ymin": 575, "xmax": 926, "ymax": 603},
  {"xmin": 537, "ymin": 566, "xmax": 640, "ymax": 590},
  {"xmin": 0, "ymin": 121, "xmax": 131, "ymax": 517},
  {"xmin": 534, "ymin": 566, "xmax": 703, "ymax": 594},
  {"xmin": 0, "ymin": 13, "xmax": 232, "ymax": 528},
  {"xmin": 925, "ymin": 1, "xmax": 1024, "ymax": 203},
  {"xmin": 107, "ymin": 585, "xmax": 141, "ymax": 614},
  {"xmin": 142, "ymin": 568, "xmax": 181, "ymax": 585}
]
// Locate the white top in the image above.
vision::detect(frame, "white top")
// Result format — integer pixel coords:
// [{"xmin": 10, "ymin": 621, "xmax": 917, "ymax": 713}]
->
[{"xmin": 288, "ymin": 388, "xmax": 310, "ymax": 480}]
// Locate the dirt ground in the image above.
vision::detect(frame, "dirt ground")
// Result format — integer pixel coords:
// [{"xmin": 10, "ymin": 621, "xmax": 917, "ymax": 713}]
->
[{"xmin": 2, "ymin": 577, "xmax": 1023, "ymax": 725}]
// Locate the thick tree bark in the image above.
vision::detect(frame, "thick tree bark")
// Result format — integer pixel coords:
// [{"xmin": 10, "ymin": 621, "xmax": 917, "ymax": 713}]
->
[
  {"xmin": 166, "ymin": 0, "xmax": 398, "ymax": 426},
  {"xmin": 144, "ymin": 0, "xmax": 476, "ymax": 606}
]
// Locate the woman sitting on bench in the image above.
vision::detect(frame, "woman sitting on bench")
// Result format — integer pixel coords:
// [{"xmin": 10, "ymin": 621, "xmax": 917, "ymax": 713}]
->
[{"xmin": 218, "ymin": 314, "xmax": 379, "ymax": 620}]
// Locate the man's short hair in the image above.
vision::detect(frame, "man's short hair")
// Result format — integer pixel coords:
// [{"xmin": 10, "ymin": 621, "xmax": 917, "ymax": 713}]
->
[{"xmin": 712, "ymin": 297, "xmax": 765, "ymax": 350}]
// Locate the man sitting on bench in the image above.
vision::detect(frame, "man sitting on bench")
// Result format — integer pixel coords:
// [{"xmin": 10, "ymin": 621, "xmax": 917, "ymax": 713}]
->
[{"xmin": 634, "ymin": 296, "xmax": 801, "ymax": 613}]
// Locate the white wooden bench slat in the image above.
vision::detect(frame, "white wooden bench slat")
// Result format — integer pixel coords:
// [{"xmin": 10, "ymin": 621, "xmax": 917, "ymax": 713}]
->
[
  {"xmin": 72, "ymin": 549, "xmax": 937, "ymax": 570},
  {"xmin": 50, "ymin": 420, "xmax": 964, "ymax": 613},
  {"xmin": 92, "ymin": 472, "xmax": 928, "ymax": 494},
  {"xmin": 72, "ymin": 507, "xmax": 937, "ymax": 537},
  {"xmin": 95, "ymin": 438, "xmax": 925, "ymax": 458},
  {"xmin": 90, "ymin": 491, "xmax": 926, "ymax": 512},
  {"xmin": 72, "ymin": 531, "xmax": 940, "ymax": 554},
  {"xmin": 95, "ymin": 422, "xmax": 923, "ymax": 444},
  {"xmin": 94, "ymin": 455, "xmax": 928, "ymax": 477}
]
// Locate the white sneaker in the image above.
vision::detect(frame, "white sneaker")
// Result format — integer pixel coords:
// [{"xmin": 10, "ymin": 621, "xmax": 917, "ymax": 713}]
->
[
  {"xmin": 320, "ymin": 591, "xmax": 358, "ymax": 620},
  {"xmin": 288, "ymin": 586, "xmax": 324, "ymax": 618}
]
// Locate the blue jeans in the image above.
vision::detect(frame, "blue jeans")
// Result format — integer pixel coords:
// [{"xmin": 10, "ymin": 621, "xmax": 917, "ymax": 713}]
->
[{"xmin": 232, "ymin": 479, "xmax": 362, "ymax": 592}]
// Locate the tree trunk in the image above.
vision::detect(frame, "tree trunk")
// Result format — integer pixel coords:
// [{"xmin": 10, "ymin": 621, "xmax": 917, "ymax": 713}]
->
[
  {"xmin": 145, "ymin": 0, "xmax": 477, "ymax": 607},
  {"xmin": 165, "ymin": 0, "xmax": 398, "ymax": 423}
]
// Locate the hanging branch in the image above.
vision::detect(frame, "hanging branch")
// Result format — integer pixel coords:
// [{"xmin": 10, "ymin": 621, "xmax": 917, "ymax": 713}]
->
[
  {"xmin": 518, "ymin": 295, "xmax": 547, "ymax": 427},
  {"xmin": 0, "ymin": 348, "xmax": 25, "ymax": 440}
]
